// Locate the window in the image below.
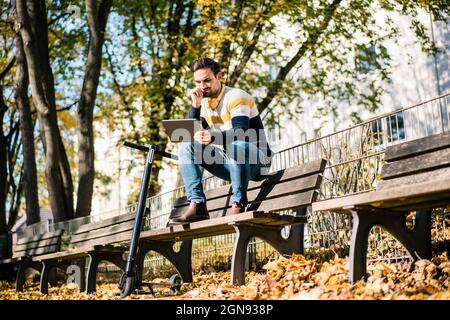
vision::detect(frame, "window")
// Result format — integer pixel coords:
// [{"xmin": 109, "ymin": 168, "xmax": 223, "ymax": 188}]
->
[
  {"xmin": 300, "ymin": 132, "xmax": 307, "ymax": 143},
  {"xmin": 371, "ymin": 111, "xmax": 405, "ymax": 146},
  {"xmin": 356, "ymin": 45, "xmax": 378, "ymax": 73},
  {"xmin": 386, "ymin": 112, "xmax": 405, "ymax": 142}
]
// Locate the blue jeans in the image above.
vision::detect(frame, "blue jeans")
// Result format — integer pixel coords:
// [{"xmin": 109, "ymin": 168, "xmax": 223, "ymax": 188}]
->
[{"xmin": 178, "ymin": 140, "xmax": 271, "ymax": 206}]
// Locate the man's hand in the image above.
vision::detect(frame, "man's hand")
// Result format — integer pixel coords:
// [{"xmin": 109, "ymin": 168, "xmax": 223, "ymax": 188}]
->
[
  {"xmin": 194, "ymin": 128, "xmax": 212, "ymax": 145},
  {"xmin": 190, "ymin": 88, "xmax": 203, "ymax": 108}
]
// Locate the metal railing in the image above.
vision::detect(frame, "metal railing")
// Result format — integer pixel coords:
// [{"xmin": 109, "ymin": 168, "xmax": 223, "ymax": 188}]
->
[{"xmin": 20, "ymin": 92, "xmax": 450, "ymax": 271}]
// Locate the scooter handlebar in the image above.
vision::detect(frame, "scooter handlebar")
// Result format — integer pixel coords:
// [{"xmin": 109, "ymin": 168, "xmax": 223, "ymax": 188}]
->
[
  {"xmin": 123, "ymin": 141, "xmax": 148, "ymax": 151},
  {"xmin": 123, "ymin": 141, "xmax": 178, "ymax": 160}
]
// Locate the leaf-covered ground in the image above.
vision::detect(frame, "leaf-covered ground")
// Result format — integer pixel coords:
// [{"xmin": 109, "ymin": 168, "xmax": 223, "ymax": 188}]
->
[{"xmin": 1, "ymin": 252, "xmax": 450, "ymax": 300}]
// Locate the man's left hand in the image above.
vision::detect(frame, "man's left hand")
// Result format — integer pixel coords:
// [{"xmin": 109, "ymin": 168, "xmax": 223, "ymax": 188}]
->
[{"xmin": 194, "ymin": 128, "xmax": 212, "ymax": 145}]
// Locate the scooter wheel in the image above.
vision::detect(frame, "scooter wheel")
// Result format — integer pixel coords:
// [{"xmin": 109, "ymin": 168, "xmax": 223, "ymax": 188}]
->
[{"xmin": 119, "ymin": 274, "xmax": 135, "ymax": 299}]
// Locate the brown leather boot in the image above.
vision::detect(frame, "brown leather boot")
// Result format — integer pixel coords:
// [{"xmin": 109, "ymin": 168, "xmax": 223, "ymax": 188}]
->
[
  {"xmin": 168, "ymin": 201, "xmax": 209, "ymax": 225},
  {"xmin": 227, "ymin": 202, "xmax": 245, "ymax": 215}
]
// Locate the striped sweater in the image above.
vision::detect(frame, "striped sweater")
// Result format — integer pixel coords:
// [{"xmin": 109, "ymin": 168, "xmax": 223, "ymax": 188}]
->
[{"xmin": 188, "ymin": 85, "xmax": 272, "ymax": 161}]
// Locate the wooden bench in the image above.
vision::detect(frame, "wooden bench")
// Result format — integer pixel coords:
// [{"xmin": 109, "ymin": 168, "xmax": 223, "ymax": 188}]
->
[
  {"xmin": 312, "ymin": 131, "xmax": 450, "ymax": 282},
  {"xmin": 31, "ymin": 213, "xmax": 135, "ymax": 293},
  {"xmin": 133, "ymin": 158, "xmax": 326, "ymax": 286},
  {"xmin": 0, "ymin": 230, "xmax": 64, "ymax": 291}
]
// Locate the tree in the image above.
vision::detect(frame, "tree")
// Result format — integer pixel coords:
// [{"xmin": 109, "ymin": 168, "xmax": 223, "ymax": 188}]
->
[
  {"xmin": 76, "ymin": 0, "xmax": 112, "ymax": 217},
  {"xmin": 14, "ymin": 30, "xmax": 40, "ymax": 226},
  {"xmin": 15, "ymin": 0, "xmax": 113, "ymax": 222},
  {"xmin": 16, "ymin": 0, "xmax": 75, "ymax": 222},
  {"xmin": 0, "ymin": 1, "xmax": 33, "ymax": 232}
]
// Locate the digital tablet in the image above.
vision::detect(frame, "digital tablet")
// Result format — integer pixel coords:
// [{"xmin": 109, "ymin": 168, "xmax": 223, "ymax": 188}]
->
[{"xmin": 162, "ymin": 119, "xmax": 202, "ymax": 143}]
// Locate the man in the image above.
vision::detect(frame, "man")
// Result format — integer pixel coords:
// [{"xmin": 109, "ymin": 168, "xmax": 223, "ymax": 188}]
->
[{"xmin": 168, "ymin": 57, "xmax": 272, "ymax": 225}]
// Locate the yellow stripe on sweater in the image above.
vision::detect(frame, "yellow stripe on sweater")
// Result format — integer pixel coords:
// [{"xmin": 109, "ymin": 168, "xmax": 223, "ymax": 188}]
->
[
  {"xmin": 228, "ymin": 98, "xmax": 255, "ymax": 111},
  {"xmin": 204, "ymin": 114, "xmax": 231, "ymax": 125}
]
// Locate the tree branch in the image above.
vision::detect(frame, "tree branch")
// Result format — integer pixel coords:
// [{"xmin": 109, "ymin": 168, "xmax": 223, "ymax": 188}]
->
[
  {"xmin": 0, "ymin": 56, "xmax": 16, "ymax": 81},
  {"xmin": 217, "ymin": 0, "xmax": 246, "ymax": 76},
  {"xmin": 258, "ymin": 0, "xmax": 342, "ymax": 115},
  {"xmin": 104, "ymin": 41, "xmax": 132, "ymax": 111},
  {"xmin": 228, "ymin": 0, "xmax": 275, "ymax": 86}
]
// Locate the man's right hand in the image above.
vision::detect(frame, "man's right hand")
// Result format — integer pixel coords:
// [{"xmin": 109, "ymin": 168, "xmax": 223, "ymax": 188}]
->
[
  {"xmin": 194, "ymin": 128, "xmax": 212, "ymax": 145},
  {"xmin": 190, "ymin": 88, "xmax": 203, "ymax": 108}
]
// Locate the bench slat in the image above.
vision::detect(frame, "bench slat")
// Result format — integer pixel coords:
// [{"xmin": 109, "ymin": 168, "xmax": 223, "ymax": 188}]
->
[
  {"xmin": 210, "ymin": 174, "xmax": 319, "ymax": 213},
  {"xmin": 171, "ymin": 172, "xmax": 321, "ymax": 217},
  {"xmin": 140, "ymin": 211, "xmax": 306, "ymax": 241},
  {"xmin": 0, "ymin": 257, "xmax": 18, "ymax": 264},
  {"xmin": 312, "ymin": 177, "xmax": 450, "ymax": 213},
  {"xmin": 384, "ymin": 131, "xmax": 450, "ymax": 162},
  {"xmin": 203, "ymin": 189, "xmax": 316, "ymax": 219},
  {"xmin": 72, "ymin": 213, "xmax": 135, "ymax": 235},
  {"xmin": 16, "ymin": 230, "xmax": 64, "ymax": 245},
  {"xmin": 174, "ymin": 159, "xmax": 326, "ymax": 209},
  {"xmin": 70, "ymin": 231, "xmax": 133, "ymax": 250},
  {"xmin": 15, "ymin": 236, "xmax": 62, "ymax": 252},
  {"xmin": 32, "ymin": 248, "xmax": 89, "ymax": 262},
  {"xmin": 13, "ymin": 245, "xmax": 60, "ymax": 258},
  {"xmin": 378, "ymin": 166, "xmax": 450, "ymax": 190},
  {"xmin": 195, "ymin": 159, "xmax": 326, "ymax": 203},
  {"xmin": 381, "ymin": 147, "xmax": 450, "ymax": 180},
  {"xmin": 70, "ymin": 220, "xmax": 134, "ymax": 247},
  {"xmin": 12, "ymin": 230, "xmax": 64, "ymax": 259},
  {"xmin": 248, "ymin": 189, "xmax": 317, "ymax": 212},
  {"xmin": 174, "ymin": 186, "xmax": 318, "ymax": 219},
  {"xmin": 32, "ymin": 245, "xmax": 127, "ymax": 262}
]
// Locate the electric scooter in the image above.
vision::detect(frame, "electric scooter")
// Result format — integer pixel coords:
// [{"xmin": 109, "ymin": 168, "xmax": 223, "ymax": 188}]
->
[{"xmin": 118, "ymin": 141, "xmax": 178, "ymax": 298}]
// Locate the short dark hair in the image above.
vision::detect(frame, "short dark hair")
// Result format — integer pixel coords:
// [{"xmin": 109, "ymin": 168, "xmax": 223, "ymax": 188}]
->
[{"xmin": 191, "ymin": 57, "xmax": 221, "ymax": 75}]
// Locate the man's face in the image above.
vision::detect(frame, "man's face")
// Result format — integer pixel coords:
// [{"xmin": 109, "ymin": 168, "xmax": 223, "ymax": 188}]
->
[{"xmin": 193, "ymin": 68, "xmax": 222, "ymax": 98}]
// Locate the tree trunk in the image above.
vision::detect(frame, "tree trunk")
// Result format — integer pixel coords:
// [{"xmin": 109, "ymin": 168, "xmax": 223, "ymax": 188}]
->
[
  {"xmin": 0, "ymin": 88, "xmax": 8, "ymax": 232},
  {"xmin": 14, "ymin": 32, "xmax": 40, "ymax": 226},
  {"xmin": 16, "ymin": 0, "xmax": 72, "ymax": 222},
  {"xmin": 76, "ymin": 0, "xmax": 112, "ymax": 218}
]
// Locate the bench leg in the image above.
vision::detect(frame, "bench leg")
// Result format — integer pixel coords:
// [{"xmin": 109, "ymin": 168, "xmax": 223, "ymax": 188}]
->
[
  {"xmin": 349, "ymin": 210, "xmax": 374, "ymax": 283},
  {"xmin": 379, "ymin": 210, "xmax": 432, "ymax": 260},
  {"xmin": 16, "ymin": 261, "xmax": 42, "ymax": 292},
  {"xmin": 40, "ymin": 261, "xmax": 60, "ymax": 294},
  {"xmin": 229, "ymin": 222, "xmax": 305, "ymax": 285},
  {"xmin": 136, "ymin": 240, "xmax": 193, "ymax": 286},
  {"xmin": 15, "ymin": 264, "xmax": 26, "ymax": 292},
  {"xmin": 230, "ymin": 225, "xmax": 251, "ymax": 285},
  {"xmin": 272, "ymin": 207, "xmax": 307, "ymax": 255},
  {"xmin": 85, "ymin": 252, "xmax": 126, "ymax": 294},
  {"xmin": 413, "ymin": 210, "xmax": 432, "ymax": 259},
  {"xmin": 268, "ymin": 224, "xmax": 305, "ymax": 255},
  {"xmin": 349, "ymin": 207, "xmax": 433, "ymax": 283},
  {"xmin": 85, "ymin": 254, "xmax": 100, "ymax": 294}
]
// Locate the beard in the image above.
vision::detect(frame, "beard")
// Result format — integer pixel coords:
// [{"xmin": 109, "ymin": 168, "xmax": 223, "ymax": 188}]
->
[
  {"xmin": 202, "ymin": 84, "xmax": 221, "ymax": 98},
  {"xmin": 202, "ymin": 89, "xmax": 214, "ymax": 97}
]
